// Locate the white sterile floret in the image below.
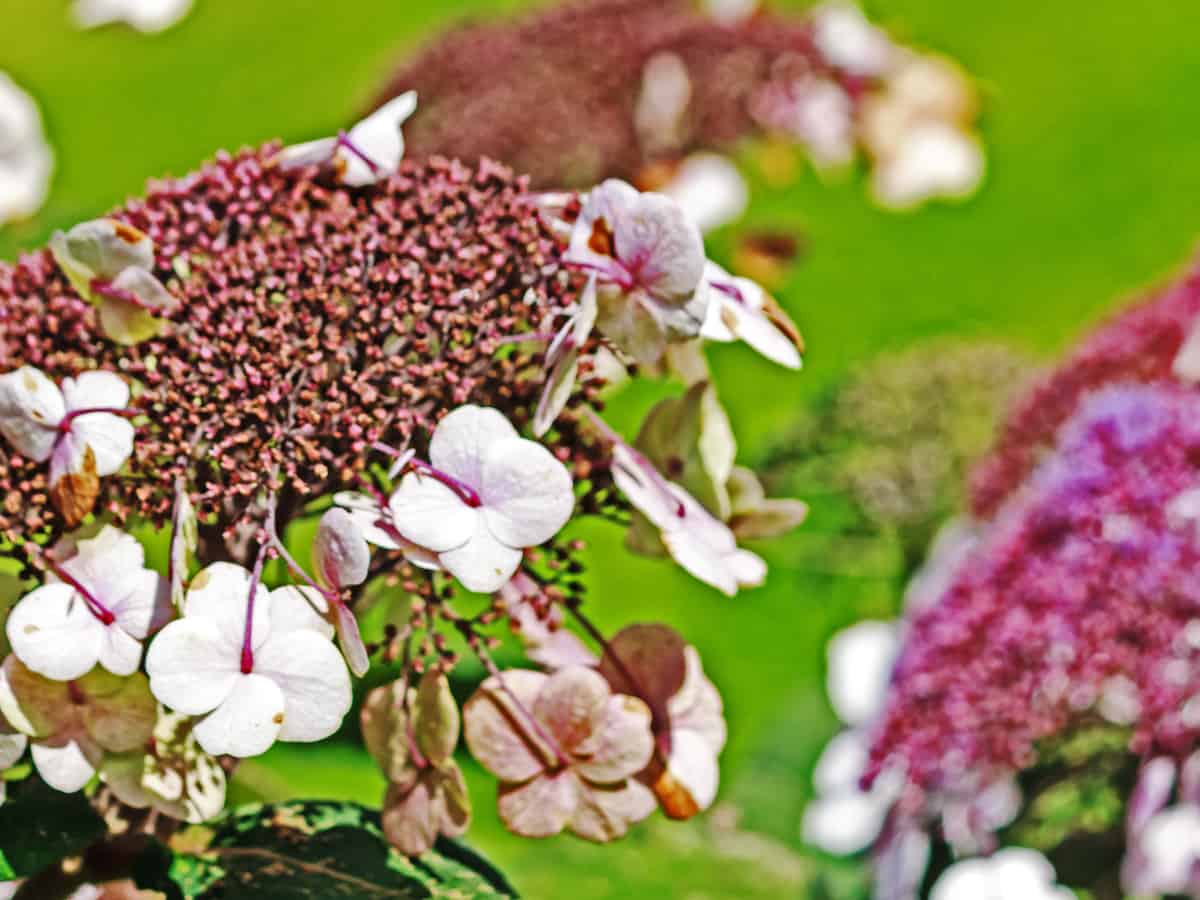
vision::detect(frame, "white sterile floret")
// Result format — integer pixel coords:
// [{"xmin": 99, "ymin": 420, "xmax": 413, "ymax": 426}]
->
[
  {"xmin": 825, "ymin": 619, "xmax": 900, "ymax": 727},
  {"xmin": 7, "ymin": 527, "xmax": 169, "ymax": 681},
  {"xmin": 702, "ymin": 0, "xmax": 759, "ymax": 25},
  {"xmin": 930, "ymin": 848, "xmax": 1076, "ymax": 900},
  {"xmin": 611, "ymin": 442, "xmax": 765, "ymax": 596},
  {"xmin": 659, "ymin": 154, "xmax": 749, "ymax": 235},
  {"xmin": 564, "ymin": 179, "xmax": 708, "ymax": 365},
  {"xmin": 0, "ymin": 73, "xmax": 53, "ymax": 227},
  {"xmin": 802, "ymin": 729, "xmax": 902, "ymax": 855},
  {"xmin": 534, "ymin": 275, "xmax": 598, "ymax": 437},
  {"xmin": 390, "ymin": 406, "xmax": 575, "ymax": 593},
  {"xmin": 0, "ymin": 366, "xmax": 133, "ymax": 476},
  {"xmin": 332, "ymin": 491, "xmax": 441, "ymax": 570},
  {"xmin": 1136, "ymin": 804, "xmax": 1200, "ymax": 896},
  {"xmin": 279, "ymin": 92, "xmax": 418, "ymax": 188},
  {"xmin": 811, "ymin": 3, "xmax": 896, "ymax": 77},
  {"xmin": 71, "ymin": 0, "xmax": 193, "ymax": 32},
  {"xmin": 871, "ymin": 121, "xmax": 984, "ymax": 210},
  {"xmin": 700, "ymin": 262, "xmax": 802, "ymax": 369},
  {"xmin": 146, "ymin": 562, "xmax": 352, "ymax": 758}
]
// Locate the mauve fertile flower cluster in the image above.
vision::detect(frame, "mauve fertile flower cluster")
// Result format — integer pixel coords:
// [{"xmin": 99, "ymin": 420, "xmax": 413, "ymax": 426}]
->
[
  {"xmin": 0, "ymin": 94, "xmax": 806, "ymax": 857},
  {"xmin": 970, "ymin": 257, "xmax": 1200, "ymax": 519},
  {"xmin": 867, "ymin": 384, "xmax": 1200, "ymax": 811},
  {"xmin": 375, "ymin": 0, "xmax": 985, "ymax": 211}
]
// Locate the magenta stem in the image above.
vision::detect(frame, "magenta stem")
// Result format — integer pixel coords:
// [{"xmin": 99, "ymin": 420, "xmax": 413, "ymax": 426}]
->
[
  {"xmin": 57, "ymin": 406, "xmax": 136, "ymax": 433},
  {"xmin": 241, "ymin": 545, "xmax": 268, "ymax": 675},
  {"xmin": 89, "ymin": 278, "xmax": 158, "ymax": 312},
  {"xmin": 47, "ymin": 560, "xmax": 114, "ymax": 626},
  {"xmin": 407, "ymin": 459, "xmax": 482, "ymax": 508}
]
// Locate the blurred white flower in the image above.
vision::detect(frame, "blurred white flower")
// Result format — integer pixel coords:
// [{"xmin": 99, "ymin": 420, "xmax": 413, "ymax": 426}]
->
[
  {"xmin": 660, "ymin": 154, "xmax": 749, "ymax": 235},
  {"xmin": 777, "ymin": 77, "xmax": 856, "ymax": 169},
  {"xmin": 811, "ymin": 3, "xmax": 896, "ymax": 77},
  {"xmin": 634, "ymin": 52, "xmax": 691, "ymax": 156},
  {"xmin": 0, "ymin": 73, "xmax": 52, "ymax": 227},
  {"xmin": 71, "ymin": 0, "xmax": 194, "ymax": 33},
  {"xmin": 930, "ymin": 848, "xmax": 1075, "ymax": 900},
  {"xmin": 803, "ymin": 729, "xmax": 902, "ymax": 854},
  {"xmin": 702, "ymin": 0, "xmax": 759, "ymax": 25},
  {"xmin": 1132, "ymin": 804, "xmax": 1200, "ymax": 896},
  {"xmin": 871, "ymin": 121, "xmax": 984, "ymax": 210},
  {"xmin": 825, "ymin": 619, "xmax": 899, "ymax": 727}
]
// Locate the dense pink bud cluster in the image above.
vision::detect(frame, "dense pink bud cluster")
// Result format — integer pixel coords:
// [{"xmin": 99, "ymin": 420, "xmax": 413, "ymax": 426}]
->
[
  {"xmin": 868, "ymin": 384, "xmax": 1200, "ymax": 799},
  {"xmin": 0, "ymin": 149, "xmax": 601, "ymax": 558},
  {"xmin": 970, "ymin": 258, "xmax": 1200, "ymax": 518}
]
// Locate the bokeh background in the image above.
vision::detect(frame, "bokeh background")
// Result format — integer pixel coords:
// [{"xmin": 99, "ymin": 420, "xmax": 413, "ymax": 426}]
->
[{"xmin": 3, "ymin": 1, "xmax": 1200, "ymax": 896}]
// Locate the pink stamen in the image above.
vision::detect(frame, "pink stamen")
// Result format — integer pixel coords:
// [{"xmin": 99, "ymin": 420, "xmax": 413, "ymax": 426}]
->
[
  {"xmin": 407, "ymin": 459, "xmax": 483, "ymax": 508},
  {"xmin": 47, "ymin": 559, "xmax": 114, "ymax": 626},
  {"xmin": 335, "ymin": 130, "xmax": 381, "ymax": 175}
]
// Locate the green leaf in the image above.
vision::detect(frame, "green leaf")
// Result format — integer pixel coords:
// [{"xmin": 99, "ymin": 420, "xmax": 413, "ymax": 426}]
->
[
  {"xmin": 137, "ymin": 800, "xmax": 517, "ymax": 899},
  {"xmin": 0, "ymin": 776, "xmax": 105, "ymax": 877}
]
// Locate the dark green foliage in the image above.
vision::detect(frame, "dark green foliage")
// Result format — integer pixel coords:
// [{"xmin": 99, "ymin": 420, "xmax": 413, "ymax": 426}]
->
[
  {"xmin": 135, "ymin": 800, "xmax": 516, "ymax": 899},
  {"xmin": 0, "ymin": 776, "xmax": 105, "ymax": 878}
]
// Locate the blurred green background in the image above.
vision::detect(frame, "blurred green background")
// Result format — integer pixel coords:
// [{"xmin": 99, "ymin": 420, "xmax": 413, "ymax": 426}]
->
[{"xmin": 3, "ymin": 0, "xmax": 1200, "ymax": 896}]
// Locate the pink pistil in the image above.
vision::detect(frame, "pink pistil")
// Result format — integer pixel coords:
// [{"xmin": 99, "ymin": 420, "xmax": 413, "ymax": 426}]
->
[{"xmin": 406, "ymin": 459, "xmax": 483, "ymax": 508}]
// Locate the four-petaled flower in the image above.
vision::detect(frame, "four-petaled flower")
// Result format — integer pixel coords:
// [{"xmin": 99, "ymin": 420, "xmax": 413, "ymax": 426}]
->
[
  {"xmin": 611, "ymin": 440, "xmax": 766, "ymax": 596},
  {"xmin": 278, "ymin": 92, "xmax": 418, "ymax": 188},
  {"xmin": 390, "ymin": 405, "xmax": 575, "ymax": 593},
  {"xmin": 146, "ymin": 562, "xmax": 352, "ymax": 757},
  {"xmin": 362, "ymin": 670, "xmax": 471, "ymax": 856},
  {"xmin": 464, "ymin": 666, "xmax": 656, "ymax": 842},
  {"xmin": 50, "ymin": 218, "xmax": 178, "ymax": 345},
  {"xmin": 0, "ymin": 366, "xmax": 135, "ymax": 526},
  {"xmin": 7, "ymin": 526, "xmax": 169, "ymax": 680},
  {"xmin": 563, "ymin": 179, "xmax": 708, "ymax": 365},
  {"xmin": 0, "ymin": 656, "xmax": 156, "ymax": 793}
]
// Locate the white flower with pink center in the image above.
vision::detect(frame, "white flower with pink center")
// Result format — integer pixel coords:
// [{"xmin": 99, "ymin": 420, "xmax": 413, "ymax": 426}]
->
[
  {"xmin": 7, "ymin": 526, "xmax": 169, "ymax": 681},
  {"xmin": 146, "ymin": 562, "xmax": 351, "ymax": 757},
  {"xmin": 390, "ymin": 405, "xmax": 575, "ymax": 593}
]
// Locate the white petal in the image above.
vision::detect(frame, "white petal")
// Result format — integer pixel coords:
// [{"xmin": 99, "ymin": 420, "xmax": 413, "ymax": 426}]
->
[
  {"xmin": 184, "ymin": 562, "xmax": 270, "ymax": 651},
  {"xmin": 661, "ymin": 529, "xmax": 737, "ymax": 596},
  {"xmin": 313, "ymin": 508, "xmax": 371, "ymax": 590},
  {"xmin": 660, "ymin": 154, "xmax": 748, "ymax": 234},
  {"xmin": 429, "ymin": 405, "xmax": 518, "ymax": 486},
  {"xmin": 96, "ymin": 623, "xmax": 144, "ymax": 677},
  {"xmin": 268, "ymin": 586, "xmax": 332, "ymax": 638},
  {"xmin": 278, "ymin": 136, "xmax": 337, "ymax": 171},
  {"xmin": 611, "ymin": 443, "xmax": 681, "ymax": 530},
  {"xmin": 0, "ymin": 367, "xmax": 64, "ymax": 461},
  {"xmin": 664, "ymin": 728, "xmax": 720, "ymax": 811},
  {"xmin": 31, "ymin": 739, "xmax": 97, "ymax": 792},
  {"xmin": 826, "ymin": 620, "xmax": 900, "ymax": 727},
  {"xmin": 533, "ymin": 352, "xmax": 579, "ymax": 440},
  {"xmin": 6, "ymin": 583, "xmax": 104, "ymax": 681},
  {"xmin": 61, "ymin": 370, "xmax": 129, "ymax": 412},
  {"xmin": 801, "ymin": 788, "xmax": 891, "ymax": 855},
  {"xmin": 439, "ymin": 518, "xmax": 523, "ymax": 594},
  {"xmin": 254, "ymin": 631, "xmax": 352, "ymax": 742},
  {"xmin": 0, "ymin": 729, "xmax": 26, "ymax": 770},
  {"xmin": 71, "ymin": 0, "xmax": 193, "ymax": 32},
  {"xmin": 110, "ymin": 570, "xmax": 170, "ymax": 641},
  {"xmin": 62, "ymin": 413, "xmax": 134, "ymax": 477},
  {"xmin": 192, "ymin": 673, "xmax": 285, "ymax": 758},
  {"xmin": 614, "ymin": 191, "xmax": 706, "ymax": 307},
  {"xmin": 342, "ymin": 91, "xmax": 417, "ymax": 186},
  {"xmin": 566, "ymin": 179, "xmax": 641, "ymax": 276},
  {"xmin": 872, "ymin": 123, "xmax": 984, "ymax": 210},
  {"xmin": 54, "ymin": 218, "xmax": 153, "ymax": 283},
  {"xmin": 333, "ymin": 492, "xmax": 402, "ymax": 550},
  {"xmin": 481, "ymin": 437, "xmax": 574, "ymax": 548},
  {"xmin": 145, "ymin": 618, "xmax": 238, "ymax": 716},
  {"xmin": 389, "ymin": 473, "xmax": 478, "ymax": 553},
  {"xmin": 812, "ymin": 730, "xmax": 869, "ymax": 794},
  {"xmin": 719, "ymin": 297, "xmax": 802, "ymax": 369}
]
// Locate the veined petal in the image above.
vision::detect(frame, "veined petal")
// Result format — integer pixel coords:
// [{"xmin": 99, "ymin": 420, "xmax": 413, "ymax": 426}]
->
[
  {"xmin": 277, "ymin": 136, "xmax": 337, "ymax": 171},
  {"xmin": 429, "ymin": 404, "xmax": 518, "ymax": 487},
  {"xmin": 570, "ymin": 778, "xmax": 657, "ymax": 843},
  {"xmin": 389, "ymin": 473, "xmax": 478, "ymax": 553},
  {"xmin": 333, "ymin": 492, "xmax": 402, "ymax": 550},
  {"xmin": 610, "ymin": 443, "xmax": 682, "ymax": 531},
  {"xmin": 254, "ymin": 630, "xmax": 352, "ymax": 743},
  {"xmin": 192, "ymin": 673, "xmax": 285, "ymax": 758},
  {"xmin": 481, "ymin": 437, "xmax": 574, "ymax": 548},
  {"xmin": 184, "ymin": 562, "xmax": 270, "ymax": 651},
  {"xmin": 498, "ymin": 770, "xmax": 579, "ymax": 838},
  {"xmin": 438, "ymin": 517, "xmax": 523, "ymax": 594},
  {"xmin": 313, "ymin": 508, "xmax": 371, "ymax": 590},
  {"xmin": 573, "ymin": 694, "xmax": 655, "ymax": 784},
  {"xmin": 96, "ymin": 623, "xmax": 144, "ymax": 677},
  {"xmin": 533, "ymin": 351, "xmax": 579, "ymax": 440},
  {"xmin": 145, "ymin": 618, "xmax": 239, "ymax": 716},
  {"xmin": 110, "ymin": 569, "xmax": 171, "ymax": 641},
  {"xmin": 532, "ymin": 666, "xmax": 610, "ymax": 752},
  {"xmin": 614, "ymin": 191, "xmax": 705, "ymax": 306},
  {"xmin": 661, "ymin": 529, "xmax": 737, "ymax": 596},
  {"xmin": 565, "ymin": 179, "xmax": 641, "ymax": 275},
  {"xmin": 341, "ymin": 91, "xmax": 417, "ymax": 187},
  {"xmin": 720, "ymin": 296, "xmax": 802, "ymax": 369},
  {"xmin": 0, "ymin": 366, "xmax": 64, "ymax": 461},
  {"xmin": 7, "ymin": 583, "xmax": 104, "ymax": 681},
  {"xmin": 463, "ymin": 669, "xmax": 552, "ymax": 783},
  {"xmin": 31, "ymin": 738, "xmax": 98, "ymax": 793}
]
